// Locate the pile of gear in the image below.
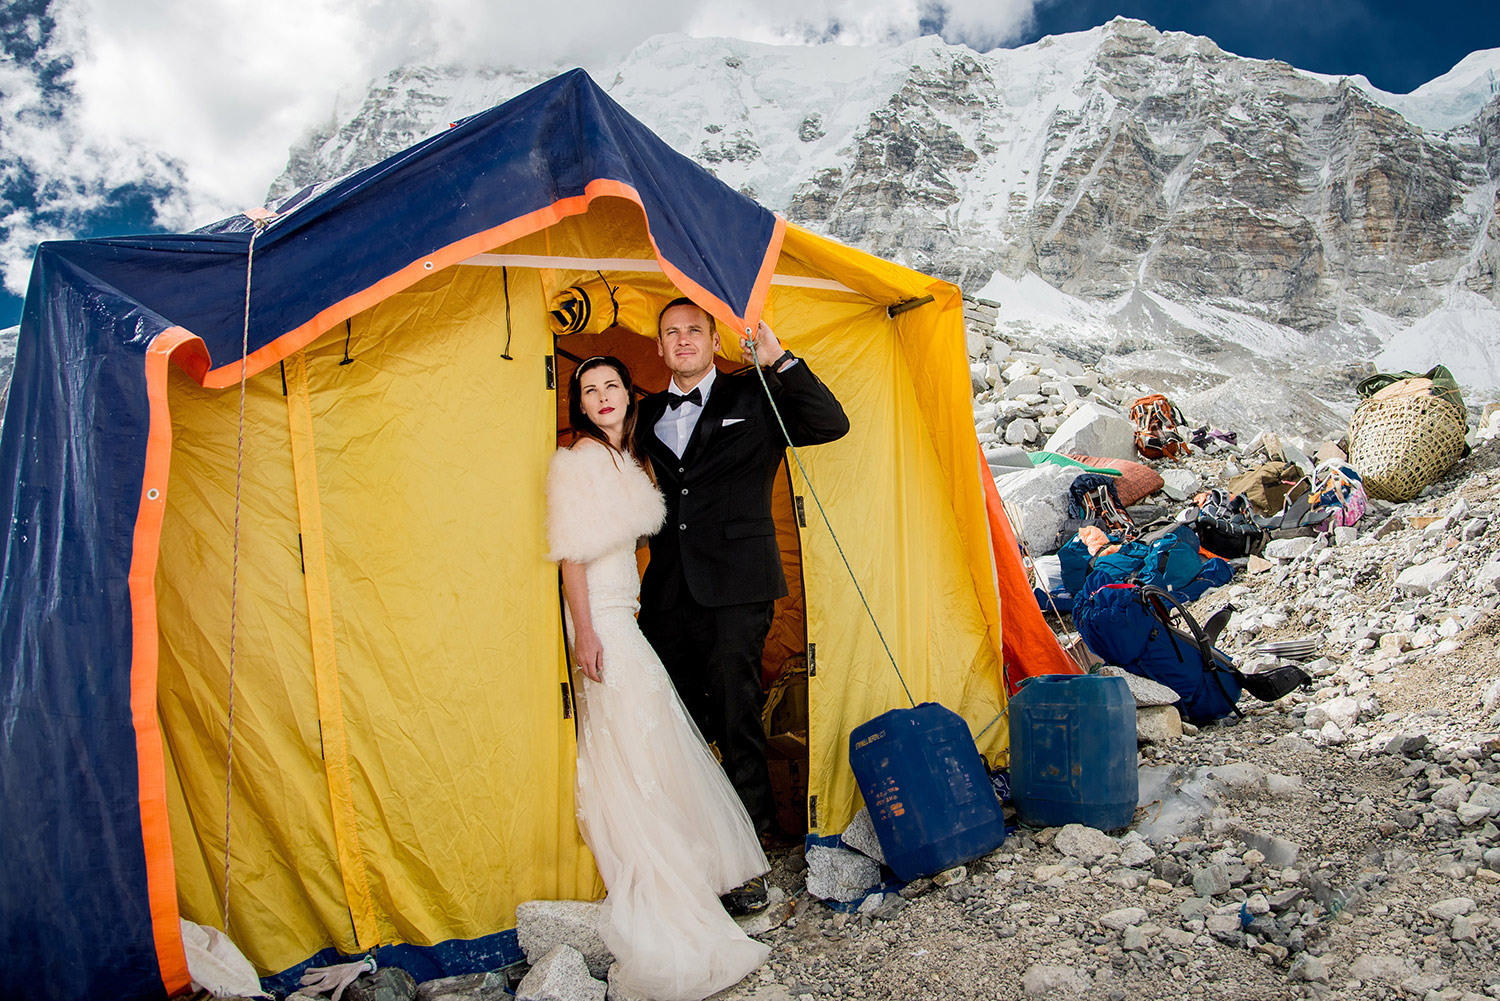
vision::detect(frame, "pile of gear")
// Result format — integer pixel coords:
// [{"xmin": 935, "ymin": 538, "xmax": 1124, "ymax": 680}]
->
[{"xmin": 1008, "ymin": 367, "xmax": 1474, "ymax": 729}]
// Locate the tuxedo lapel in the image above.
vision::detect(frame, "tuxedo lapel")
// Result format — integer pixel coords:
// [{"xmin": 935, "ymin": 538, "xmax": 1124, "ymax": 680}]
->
[
  {"xmin": 639, "ymin": 393, "xmax": 677, "ymax": 469},
  {"xmin": 679, "ymin": 372, "xmax": 737, "ymax": 468}
]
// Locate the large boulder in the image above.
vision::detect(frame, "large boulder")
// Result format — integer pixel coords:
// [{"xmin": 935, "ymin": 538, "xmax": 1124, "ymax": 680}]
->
[
  {"xmin": 1043, "ymin": 403, "xmax": 1137, "ymax": 462},
  {"xmin": 992, "ymin": 463, "xmax": 1078, "ymax": 555}
]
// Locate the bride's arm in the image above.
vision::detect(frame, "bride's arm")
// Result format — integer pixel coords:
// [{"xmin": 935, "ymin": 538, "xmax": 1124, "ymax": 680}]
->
[{"xmin": 559, "ymin": 560, "xmax": 605, "ymax": 683}]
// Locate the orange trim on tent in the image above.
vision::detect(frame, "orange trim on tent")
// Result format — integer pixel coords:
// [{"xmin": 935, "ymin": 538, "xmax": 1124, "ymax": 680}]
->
[
  {"xmin": 129, "ymin": 325, "xmax": 199, "ymax": 997},
  {"xmin": 199, "ymin": 178, "xmax": 779, "ymax": 389},
  {"xmin": 981, "ymin": 454, "xmax": 1081, "ymax": 693},
  {"xmin": 650, "ymin": 214, "xmax": 787, "ymax": 338}
]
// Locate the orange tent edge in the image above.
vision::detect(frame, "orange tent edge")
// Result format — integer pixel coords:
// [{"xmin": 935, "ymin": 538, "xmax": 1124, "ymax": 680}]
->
[
  {"xmin": 128, "ymin": 326, "xmax": 201, "ymax": 996},
  {"xmin": 198, "ymin": 179, "xmax": 781, "ymax": 390},
  {"xmin": 981, "ymin": 453, "xmax": 1081, "ymax": 692}
]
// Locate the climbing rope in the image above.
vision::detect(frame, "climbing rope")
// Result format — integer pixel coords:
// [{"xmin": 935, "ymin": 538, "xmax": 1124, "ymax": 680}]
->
[
  {"xmin": 745, "ymin": 332, "xmax": 916, "ymax": 708},
  {"xmin": 224, "ymin": 215, "xmax": 268, "ymax": 934}
]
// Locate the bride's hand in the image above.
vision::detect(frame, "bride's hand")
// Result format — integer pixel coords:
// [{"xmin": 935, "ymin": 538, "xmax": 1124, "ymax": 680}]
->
[{"xmin": 574, "ymin": 627, "xmax": 605, "ymax": 683}]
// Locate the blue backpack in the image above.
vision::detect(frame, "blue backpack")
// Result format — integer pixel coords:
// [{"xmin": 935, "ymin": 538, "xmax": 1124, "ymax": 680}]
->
[
  {"xmin": 1137, "ymin": 525, "xmax": 1233, "ymax": 597},
  {"xmin": 1072, "ymin": 576, "xmax": 1244, "ymax": 724},
  {"xmin": 1059, "ymin": 524, "xmax": 1231, "ymax": 601}
]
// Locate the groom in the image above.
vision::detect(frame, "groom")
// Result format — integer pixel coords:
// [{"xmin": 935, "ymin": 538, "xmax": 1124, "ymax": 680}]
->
[{"xmin": 636, "ymin": 298, "xmax": 849, "ymax": 858}]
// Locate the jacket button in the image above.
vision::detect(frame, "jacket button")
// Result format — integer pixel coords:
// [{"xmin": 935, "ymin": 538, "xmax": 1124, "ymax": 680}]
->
[
  {"xmin": 681, "ymin": 488, "xmax": 688, "ymax": 495},
  {"xmin": 678, "ymin": 467, "xmax": 684, "ymax": 474},
  {"xmin": 679, "ymin": 523, "xmax": 687, "ymax": 531}
]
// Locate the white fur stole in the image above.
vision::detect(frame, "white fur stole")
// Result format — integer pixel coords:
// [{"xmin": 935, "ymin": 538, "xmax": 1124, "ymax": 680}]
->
[{"xmin": 545, "ymin": 439, "xmax": 666, "ymax": 564}]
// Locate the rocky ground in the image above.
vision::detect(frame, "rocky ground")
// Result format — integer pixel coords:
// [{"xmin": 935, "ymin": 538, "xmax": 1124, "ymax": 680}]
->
[
  {"xmin": 693, "ymin": 321, "xmax": 1500, "ymax": 1001},
  {"xmin": 265, "ymin": 312, "xmax": 1500, "ymax": 1001},
  {"xmin": 701, "ymin": 428, "xmax": 1500, "ymax": 1001}
]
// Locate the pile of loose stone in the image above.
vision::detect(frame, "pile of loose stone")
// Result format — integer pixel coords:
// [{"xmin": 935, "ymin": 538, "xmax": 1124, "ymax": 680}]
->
[{"xmin": 962, "ymin": 296, "xmax": 1164, "ymax": 453}]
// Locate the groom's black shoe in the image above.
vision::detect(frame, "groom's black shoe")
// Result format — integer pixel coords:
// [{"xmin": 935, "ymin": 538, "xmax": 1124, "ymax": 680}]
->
[{"xmin": 720, "ymin": 875, "xmax": 769, "ymax": 916}]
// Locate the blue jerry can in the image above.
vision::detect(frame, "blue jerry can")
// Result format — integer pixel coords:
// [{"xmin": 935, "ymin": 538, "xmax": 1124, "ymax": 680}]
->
[
  {"xmin": 848, "ymin": 702, "xmax": 1008, "ymax": 881},
  {"xmin": 1008, "ymin": 674, "xmax": 1137, "ymax": 831}
]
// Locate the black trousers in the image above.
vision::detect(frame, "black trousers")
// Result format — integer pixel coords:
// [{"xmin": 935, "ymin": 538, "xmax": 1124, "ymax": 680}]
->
[{"xmin": 639, "ymin": 584, "xmax": 776, "ymax": 836}]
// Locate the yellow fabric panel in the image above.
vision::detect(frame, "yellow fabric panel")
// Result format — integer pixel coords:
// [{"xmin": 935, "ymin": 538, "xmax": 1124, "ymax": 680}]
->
[
  {"xmin": 779, "ymin": 225, "xmax": 1002, "ymax": 662},
  {"xmin": 284, "ymin": 350, "xmax": 381, "ymax": 948},
  {"xmin": 159, "ymin": 708, "xmax": 222, "ymax": 929},
  {"xmin": 303, "ymin": 264, "xmax": 599, "ymax": 949},
  {"xmin": 156, "ymin": 263, "xmax": 600, "ymax": 976},
  {"xmin": 764, "ymin": 287, "xmax": 1005, "ymax": 837},
  {"xmin": 156, "ymin": 360, "xmax": 355, "ymax": 970}
]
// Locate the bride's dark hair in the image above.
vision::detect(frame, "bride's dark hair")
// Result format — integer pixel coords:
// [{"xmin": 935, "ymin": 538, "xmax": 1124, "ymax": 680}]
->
[{"xmin": 568, "ymin": 355, "xmax": 650, "ymax": 472}]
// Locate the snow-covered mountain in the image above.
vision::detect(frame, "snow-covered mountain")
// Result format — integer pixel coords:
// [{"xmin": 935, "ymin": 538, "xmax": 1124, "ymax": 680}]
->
[
  {"xmin": 266, "ymin": 19, "xmax": 1500, "ymax": 434},
  {"xmin": 85, "ymin": 22, "xmax": 1450, "ymax": 432}
]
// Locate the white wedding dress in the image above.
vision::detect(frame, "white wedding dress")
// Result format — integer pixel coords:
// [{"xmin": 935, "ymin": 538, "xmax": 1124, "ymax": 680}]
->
[{"xmin": 546, "ymin": 439, "xmax": 770, "ymax": 1001}]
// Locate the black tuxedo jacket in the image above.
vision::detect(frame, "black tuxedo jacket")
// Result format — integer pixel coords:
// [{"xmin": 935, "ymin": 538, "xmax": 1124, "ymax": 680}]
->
[{"xmin": 637, "ymin": 361, "xmax": 850, "ymax": 608}]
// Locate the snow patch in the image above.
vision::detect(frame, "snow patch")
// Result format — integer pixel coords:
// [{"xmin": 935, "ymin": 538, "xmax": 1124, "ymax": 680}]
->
[{"xmin": 1374, "ymin": 291, "xmax": 1500, "ymax": 398}]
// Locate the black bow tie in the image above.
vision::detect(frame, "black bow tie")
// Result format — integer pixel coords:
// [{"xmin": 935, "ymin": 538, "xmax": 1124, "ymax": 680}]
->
[{"xmin": 666, "ymin": 387, "xmax": 702, "ymax": 410}]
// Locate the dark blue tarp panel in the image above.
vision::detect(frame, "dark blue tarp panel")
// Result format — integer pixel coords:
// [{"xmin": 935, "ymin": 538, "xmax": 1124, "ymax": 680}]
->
[
  {"xmin": 0, "ymin": 257, "xmax": 174, "ymax": 999},
  {"xmin": 31, "ymin": 69, "xmax": 778, "ymax": 377},
  {"xmin": 0, "ymin": 68, "xmax": 778, "ymax": 1001}
]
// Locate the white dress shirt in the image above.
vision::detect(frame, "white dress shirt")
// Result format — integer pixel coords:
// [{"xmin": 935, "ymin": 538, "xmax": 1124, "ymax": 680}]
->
[{"xmin": 654, "ymin": 366, "xmax": 717, "ymax": 459}]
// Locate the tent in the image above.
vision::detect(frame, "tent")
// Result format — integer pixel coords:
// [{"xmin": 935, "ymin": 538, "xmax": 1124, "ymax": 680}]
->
[{"xmin": 0, "ymin": 69, "xmax": 1076, "ymax": 999}]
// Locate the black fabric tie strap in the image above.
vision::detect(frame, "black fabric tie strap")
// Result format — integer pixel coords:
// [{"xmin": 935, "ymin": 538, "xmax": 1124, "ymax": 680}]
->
[{"xmin": 666, "ymin": 387, "xmax": 702, "ymax": 409}]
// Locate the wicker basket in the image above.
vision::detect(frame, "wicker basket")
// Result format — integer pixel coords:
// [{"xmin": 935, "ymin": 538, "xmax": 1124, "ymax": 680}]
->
[{"xmin": 1348, "ymin": 381, "xmax": 1467, "ymax": 502}]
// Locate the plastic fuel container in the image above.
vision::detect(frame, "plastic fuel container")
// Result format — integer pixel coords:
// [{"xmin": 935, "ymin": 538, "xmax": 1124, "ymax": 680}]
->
[
  {"xmin": 848, "ymin": 702, "xmax": 1008, "ymax": 881},
  {"xmin": 1008, "ymin": 674, "xmax": 1137, "ymax": 831}
]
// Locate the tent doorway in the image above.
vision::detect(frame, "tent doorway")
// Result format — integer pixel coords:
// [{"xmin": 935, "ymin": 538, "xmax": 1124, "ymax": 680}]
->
[{"xmin": 553, "ymin": 329, "xmax": 811, "ymax": 840}]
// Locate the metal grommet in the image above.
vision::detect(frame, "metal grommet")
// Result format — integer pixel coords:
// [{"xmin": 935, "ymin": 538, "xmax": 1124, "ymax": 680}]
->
[
  {"xmin": 423, "ymin": 261, "xmax": 434, "ymax": 270},
  {"xmin": 147, "ymin": 488, "xmax": 160, "ymax": 500}
]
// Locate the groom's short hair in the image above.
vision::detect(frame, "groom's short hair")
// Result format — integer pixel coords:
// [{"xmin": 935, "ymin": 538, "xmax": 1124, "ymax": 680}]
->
[{"xmin": 658, "ymin": 297, "xmax": 714, "ymax": 335}]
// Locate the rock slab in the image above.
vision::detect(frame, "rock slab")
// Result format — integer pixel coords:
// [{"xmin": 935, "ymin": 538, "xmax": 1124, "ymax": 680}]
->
[
  {"xmin": 1053, "ymin": 824, "xmax": 1120, "ymax": 863},
  {"xmin": 805, "ymin": 845, "xmax": 880, "ymax": 902},
  {"xmin": 1136, "ymin": 704, "xmax": 1184, "ymax": 744},
  {"xmin": 516, "ymin": 946, "xmax": 605, "ymax": 1001},
  {"xmin": 840, "ymin": 807, "xmax": 886, "ymax": 864},
  {"xmin": 416, "ymin": 972, "xmax": 509, "ymax": 1001},
  {"xmin": 515, "ymin": 901, "xmax": 614, "ymax": 979},
  {"xmin": 1021, "ymin": 964, "xmax": 1090, "ymax": 997},
  {"xmin": 347, "ymin": 969, "xmax": 417, "ymax": 1001}
]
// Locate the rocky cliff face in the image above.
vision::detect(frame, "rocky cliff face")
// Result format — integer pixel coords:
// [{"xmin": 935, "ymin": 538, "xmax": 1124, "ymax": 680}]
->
[{"xmin": 266, "ymin": 20, "xmax": 1500, "ymax": 425}]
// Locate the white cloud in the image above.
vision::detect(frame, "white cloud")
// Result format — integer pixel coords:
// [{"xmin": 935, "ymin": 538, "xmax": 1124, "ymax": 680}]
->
[
  {"xmin": 2, "ymin": 0, "xmax": 1039, "ymax": 298},
  {"xmin": 689, "ymin": 0, "xmax": 1037, "ymax": 50}
]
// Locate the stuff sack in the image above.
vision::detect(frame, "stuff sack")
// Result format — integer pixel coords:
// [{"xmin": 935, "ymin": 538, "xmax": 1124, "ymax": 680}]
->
[
  {"xmin": 1058, "ymin": 532, "xmax": 1100, "ymax": 595},
  {"xmin": 1072, "ymin": 576, "xmax": 1244, "ymax": 724},
  {"xmin": 1129, "ymin": 394, "xmax": 1192, "ymax": 461},
  {"xmin": 1306, "ymin": 463, "xmax": 1367, "ymax": 528},
  {"xmin": 1225, "ymin": 460, "xmax": 1304, "ymax": 516}
]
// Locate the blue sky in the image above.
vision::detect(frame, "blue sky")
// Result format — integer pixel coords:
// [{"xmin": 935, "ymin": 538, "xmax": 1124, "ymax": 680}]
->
[
  {"xmin": 2, "ymin": 0, "xmax": 1498, "ymax": 328},
  {"xmin": 1022, "ymin": 0, "xmax": 1499, "ymax": 93}
]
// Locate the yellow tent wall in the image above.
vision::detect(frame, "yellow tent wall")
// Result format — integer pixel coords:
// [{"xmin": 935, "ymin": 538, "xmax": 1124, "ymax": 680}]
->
[{"xmin": 151, "ymin": 196, "xmax": 1007, "ymax": 975}]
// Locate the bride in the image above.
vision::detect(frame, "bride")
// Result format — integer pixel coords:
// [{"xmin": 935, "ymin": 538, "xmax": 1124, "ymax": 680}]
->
[{"xmin": 545, "ymin": 354, "xmax": 771, "ymax": 1000}]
